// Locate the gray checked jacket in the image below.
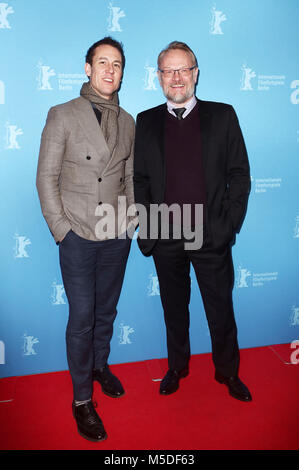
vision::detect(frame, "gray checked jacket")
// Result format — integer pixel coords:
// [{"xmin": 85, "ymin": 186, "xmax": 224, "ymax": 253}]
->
[{"xmin": 36, "ymin": 96, "xmax": 136, "ymax": 242}]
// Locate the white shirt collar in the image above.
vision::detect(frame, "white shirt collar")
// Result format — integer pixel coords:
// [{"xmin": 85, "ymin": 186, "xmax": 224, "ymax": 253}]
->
[{"xmin": 167, "ymin": 95, "xmax": 197, "ymax": 119}]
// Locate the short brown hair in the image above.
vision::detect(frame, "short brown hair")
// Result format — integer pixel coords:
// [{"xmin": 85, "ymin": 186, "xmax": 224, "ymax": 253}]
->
[
  {"xmin": 85, "ymin": 36, "xmax": 125, "ymax": 70},
  {"xmin": 158, "ymin": 41, "xmax": 198, "ymax": 69}
]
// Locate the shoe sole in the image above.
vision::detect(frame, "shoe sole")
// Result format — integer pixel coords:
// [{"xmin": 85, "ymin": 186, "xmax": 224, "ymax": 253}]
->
[
  {"xmin": 72, "ymin": 405, "xmax": 108, "ymax": 442},
  {"xmin": 159, "ymin": 371, "xmax": 189, "ymax": 395},
  {"xmin": 215, "ymin": 375, "xmax": 252, "ymax": 402},
  {"xmin": 93, "ymin": 376, "xmax": 125, "ymax": 398},
  {"xmin": 159, "ymin": 384, "xmax": 179, "ymax": 395},
  {"xmin": 228, "ymin": 390, "xmax": 252, "ymax": 402},
  {"xmin": 101, "ymin": 387, "xmax": 125, "ymax": 398},
  {"xmin": 77, "ymin": 428, "xmax": 108, "ymax": 442}
]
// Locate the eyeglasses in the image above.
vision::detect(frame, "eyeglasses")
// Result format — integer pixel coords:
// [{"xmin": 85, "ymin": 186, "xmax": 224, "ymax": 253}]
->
[{"xmin": 158, "ymin": 66, "xmax": 197, "ymax": 77}]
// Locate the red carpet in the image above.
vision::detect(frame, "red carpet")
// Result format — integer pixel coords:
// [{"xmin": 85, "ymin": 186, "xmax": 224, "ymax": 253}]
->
[{"xmin": 0, "ymin": 344, "xmax": 298, "ymax": 450}]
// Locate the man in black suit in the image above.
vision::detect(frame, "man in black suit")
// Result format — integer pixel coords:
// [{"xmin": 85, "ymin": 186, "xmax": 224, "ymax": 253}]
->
[{"xmin": 134, "ymin": 41, "xmax": 252, "ymax": 401}]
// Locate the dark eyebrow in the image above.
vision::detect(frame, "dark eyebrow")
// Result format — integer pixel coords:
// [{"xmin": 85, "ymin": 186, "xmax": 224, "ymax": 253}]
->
[{"xmin": 97, "ymin": 56, "xmax": 122, "ymax": 64}]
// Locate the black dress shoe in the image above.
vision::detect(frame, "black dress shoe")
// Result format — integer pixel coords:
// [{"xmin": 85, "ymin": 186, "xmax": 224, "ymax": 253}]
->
[
  {"xmin": 215, "ymin": 371, "xmax": 252, "ymax": 402},
  {"xmin": 93, "ymin": 364, "xmax": 125, "ymax": 398},
  {"xmin": 159, "ymin": 367, "xmax": 189, "ymax": 395},
  {"xmin": 72, "ymin": 401, "xmax": 107, "ymax": 442}
]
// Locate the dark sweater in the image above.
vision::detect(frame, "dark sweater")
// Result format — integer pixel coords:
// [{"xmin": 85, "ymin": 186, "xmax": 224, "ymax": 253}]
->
[{"xmin": 164, "ymin": 103, "xmax": 206, "ymax": 227}]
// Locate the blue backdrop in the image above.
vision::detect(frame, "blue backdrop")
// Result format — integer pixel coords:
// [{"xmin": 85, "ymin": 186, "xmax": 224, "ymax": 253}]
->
[{"xmin": 1, "ymin": 0, "xmax": 298, "ymax": 378}]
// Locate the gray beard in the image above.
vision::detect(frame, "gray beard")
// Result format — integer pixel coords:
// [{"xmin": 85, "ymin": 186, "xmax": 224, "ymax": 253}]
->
[{"xmin": 165, "ymin": 87, "xmax": 194, "ymax": 104}]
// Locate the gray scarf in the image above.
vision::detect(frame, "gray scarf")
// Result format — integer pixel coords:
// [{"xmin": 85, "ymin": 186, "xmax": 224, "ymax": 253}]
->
[{"xmin": 80, "ymin": 81, "xmax": 119, "ymax": 156}]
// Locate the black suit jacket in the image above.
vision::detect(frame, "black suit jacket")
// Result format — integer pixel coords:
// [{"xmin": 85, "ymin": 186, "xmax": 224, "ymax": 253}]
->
[{"xmin": 133, "ymin": 98, "xmax": 250, "ymax": 256}]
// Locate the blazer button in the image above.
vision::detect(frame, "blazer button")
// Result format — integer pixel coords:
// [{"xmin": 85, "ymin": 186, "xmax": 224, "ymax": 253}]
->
[
  {"xmin": 98, "ymin": 178, "xmax": 102, "ymax": 182},
  {"xmin": 86, "ymin": 155, "xmax": 91, "ymax": 160}
]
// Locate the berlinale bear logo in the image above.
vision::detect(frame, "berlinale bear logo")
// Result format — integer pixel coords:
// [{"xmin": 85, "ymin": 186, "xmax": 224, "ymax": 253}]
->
[{"xmin": 0, "ymin": 3, "xmax": 14, "ymax": 29}]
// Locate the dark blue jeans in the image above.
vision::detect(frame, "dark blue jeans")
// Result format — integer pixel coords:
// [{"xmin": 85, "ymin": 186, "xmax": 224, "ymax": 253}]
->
[{"xmin": 59, "ymin": 230, "xmax": 131, "ymax": 400}]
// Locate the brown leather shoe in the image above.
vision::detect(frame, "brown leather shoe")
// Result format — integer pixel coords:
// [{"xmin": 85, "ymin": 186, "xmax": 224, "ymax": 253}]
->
[
  {"xmin": 159, "ymin": 367, "xmax": 189, "ymax": 395},
  {"xmin": 215, "ymin": 371, "xmax": 252, "ymax": 402}
]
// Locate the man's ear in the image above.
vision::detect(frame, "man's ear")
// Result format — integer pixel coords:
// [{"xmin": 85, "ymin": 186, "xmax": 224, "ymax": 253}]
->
[
  {"xmin": 157, "ymin": 70, "xmax": 162, "ymax": 87},
  {"xmin": 85, "ymin": 62, "xmax": 91, "ymax": 78}
]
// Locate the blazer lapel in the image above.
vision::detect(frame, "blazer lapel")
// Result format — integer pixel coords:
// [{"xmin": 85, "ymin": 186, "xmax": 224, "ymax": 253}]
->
[
  {"xmin": 197, "ymin": 99, "xmax": 211, "ymax": 176},
  {"xmin": 71, "ymin": 97, "xmax": 110, "ymax": 166},
  {"xmin": 152, "ymin": 104, "xmax": 166, "ymax": 158},
  {"xmin": 151, "ymin": 105, "xmax": 167, "ymax": 195}
]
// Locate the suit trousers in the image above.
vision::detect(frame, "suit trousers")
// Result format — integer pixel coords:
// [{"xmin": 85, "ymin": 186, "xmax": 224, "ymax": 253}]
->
[
  {"xmin": 152, "ymin": 231, "xmax": 240, "ymax": 377},
  {"xmin": 59, "ymin": 230, "xmax": 131, "ymax": 401}
]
